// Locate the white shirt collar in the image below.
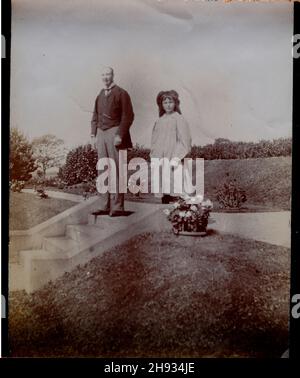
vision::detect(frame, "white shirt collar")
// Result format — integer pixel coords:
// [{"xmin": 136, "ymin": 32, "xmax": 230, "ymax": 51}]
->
[{"xmin": 104, "ymin": 82, "xmax": 115, "ymax": 91}]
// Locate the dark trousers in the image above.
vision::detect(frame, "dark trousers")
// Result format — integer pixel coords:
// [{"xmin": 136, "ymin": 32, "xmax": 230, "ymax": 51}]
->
[{"xmin": 96, "ymin": 126, "xmax": 125, "ymax": 212}]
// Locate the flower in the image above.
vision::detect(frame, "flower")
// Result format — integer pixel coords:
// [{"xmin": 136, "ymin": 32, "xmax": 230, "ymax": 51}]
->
[
  {"xmin": 194, "ymin": 194, "xmax": 204, "ymax": 203},
  {"xmin": 202, "ymin": 199, "xmax": 213, "ymax": 209},
  {"xmin": 180, "ymin": 193, "xmax": 190, "ymax": 201},
  {"xmin": 189, "ymin": 197, "xmax": 196, "ymax": 203},
  {"xmin": 185, "ymin": 197, "xmax": 195, "ymax": 205},
  {"xmin": 164, "ymin": 193, "xmax": 213, "ymax": 234},
  {"xmin": 186, "ymin": 195, "xmax": 203, "ymax": 205}
]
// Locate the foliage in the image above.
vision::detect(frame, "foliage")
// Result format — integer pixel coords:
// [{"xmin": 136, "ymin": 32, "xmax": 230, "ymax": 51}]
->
[
  {"xmin": 82, "ymin": 180, "xmax": 97, "ymax": 199},
  {"xmin": 29, "ymin": 174, "xmax": 62, "ymax": 188},
  {"xmin": 215, "ymin": 175, "xmax": 247, "ymax": 209},
  {"xmin": 187, "ymin": 138, "xmax": 291, "ymax": 160},
  {"xmin": 32, "ymin": 134, "xmax": 66, "ymax": 177},
  {"xmin": 59, "ymin": 144, "xmax": 98, "ymax": 186},
  {"xmin": 10, "ymin": 180, "xmax": 26, "ymax": 192},
  {"xmin": 164, "ymin": 194, "xmax": 213, "ymax": 234},
  {"xmin": 127, "ymin": 144, "xmax": 151, "ymax": 162},
  {"xmin": 35, "ymin": 188, "xmax": 49, "ymax": 199},
  {"xmin": 125, "ymin": 138, "xmax": 291, "ymax": 161},
  {"xmin": 10, "ymin": 128, "xmax": 37, "ymax": 182}
]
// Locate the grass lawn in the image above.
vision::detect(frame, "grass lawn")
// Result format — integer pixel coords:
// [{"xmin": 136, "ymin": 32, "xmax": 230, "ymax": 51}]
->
[
  {"xmin": 9, "ymin": 230, "xmax": 289, "ymax": 358},
  {"xmin": 126, "ymin": 156, "xmax": 291, "ymax": 211},
  {"xmin": 9, "ymin": 191, "xmax": 76, "ymax": 230},
  {"xmin": 204, "ymin": 156, "xmax": 291, "ymax": 211}
]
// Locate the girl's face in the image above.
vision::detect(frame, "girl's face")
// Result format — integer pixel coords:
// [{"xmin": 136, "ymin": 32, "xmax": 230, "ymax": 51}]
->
[{"xmin": 162, "ymin": 97, "xmax": 175, "ymax": 114}]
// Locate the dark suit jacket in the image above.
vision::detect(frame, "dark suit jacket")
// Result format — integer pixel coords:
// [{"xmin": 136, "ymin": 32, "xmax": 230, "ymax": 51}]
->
[{"xmin": 91, "ymin": 85, "xmax": 134, "ymax": 149}]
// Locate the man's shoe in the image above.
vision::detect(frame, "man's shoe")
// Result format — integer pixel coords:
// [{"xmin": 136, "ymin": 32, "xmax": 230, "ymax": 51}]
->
[
  {"xmin": 92, "ymin": 209, "xmax": 110, "ymax": 216},
  {"xmin": 109, "ymin": 210, "xmax": 124, "ymax": 217}
]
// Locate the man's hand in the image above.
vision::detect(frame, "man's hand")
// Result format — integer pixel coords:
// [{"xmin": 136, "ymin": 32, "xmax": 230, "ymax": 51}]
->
[
  {"xmin": 90, "ymin": 135, "xmax": 96, "ymax": 149},
  {"xmin": 114, "ymin": 134, "xmax": 122, "ymax": 147},
  {"xmin": 170, "ymin": 157, "xmax": 181, "ymax": 167}
]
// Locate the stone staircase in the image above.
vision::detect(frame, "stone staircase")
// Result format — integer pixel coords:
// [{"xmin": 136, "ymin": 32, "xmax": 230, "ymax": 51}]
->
[{"xmin": 10, "ymin": 202, "xmax": 162, "ymax": 293}]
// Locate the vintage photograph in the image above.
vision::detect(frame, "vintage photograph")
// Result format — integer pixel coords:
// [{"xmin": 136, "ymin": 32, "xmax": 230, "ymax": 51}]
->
[{"xmin": 8, "ymin": 0, "xmax": 292, "ymax": 357}]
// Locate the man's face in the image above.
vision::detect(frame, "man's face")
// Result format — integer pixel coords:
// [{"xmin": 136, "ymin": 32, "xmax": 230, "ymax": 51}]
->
[{"xmin": 102, "ymin": 69, "xmax": 114, "ymax": 87}]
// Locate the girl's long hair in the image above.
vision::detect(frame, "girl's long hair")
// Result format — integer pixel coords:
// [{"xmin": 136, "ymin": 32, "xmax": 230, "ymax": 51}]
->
[{"xmin": 156, "ymin": 90, "xmax": 182, "ymax": 117}]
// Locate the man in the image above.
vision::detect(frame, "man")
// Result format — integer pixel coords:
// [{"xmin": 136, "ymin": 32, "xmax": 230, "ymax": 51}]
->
[{"xmin": 91, "ymin": 66, "xmax": 134, "ymax": 216}]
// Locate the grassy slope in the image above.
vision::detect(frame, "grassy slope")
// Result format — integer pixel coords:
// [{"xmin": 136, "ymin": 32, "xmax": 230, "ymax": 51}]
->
[
  {"xmin": 204, "ymin": 157, "xmax": 291, "ymax": 210},
  {"xmin": 9, "ymin": 192, "xmax": 76, "ymax": 230},
  {"xmin": 9, "ymin": 231, "xmax": 289, "ymax": 358},
  {"xmin": 125, "ymin": 157, "xmax": 291, "ymax": 211}
]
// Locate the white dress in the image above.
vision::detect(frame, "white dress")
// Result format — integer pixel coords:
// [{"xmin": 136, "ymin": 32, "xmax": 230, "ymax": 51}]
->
[{"xmin": 150, "ymin": 112, "xmax": 192, "ymax": 196}]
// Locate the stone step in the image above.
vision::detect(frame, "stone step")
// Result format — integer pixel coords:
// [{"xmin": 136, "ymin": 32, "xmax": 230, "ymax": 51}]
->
[
  {"xmin": 18, "ymin": 248, "xmax": 83, "ymax": 293},
  {"xmin": 65, "ymin": 224, "xmax": 103, "ymax": 241},
  {"xmin": 19, "ymin": 249, "xmax": 62, "ymax": 266},
  {"xmin": 9, "ymin": 255, "xmax": 20, "ymax": 265},
  {"xmin": 87, "ymin": 212, "xmax": 137, "ymax": 229},
  {"xmin": 65, "ymin": 224, "xmax": 101, "ymax": 241},
  {"xmin": 9, "ymin": 262, "xmax": 25, "ymax": 291},
  {"xmin": 42, "ymin": 235, "xmax": 87, "ymax": 254},
  {"xmin": 14, "ymin": 202, "xmax": 163, "ymax": 293}
]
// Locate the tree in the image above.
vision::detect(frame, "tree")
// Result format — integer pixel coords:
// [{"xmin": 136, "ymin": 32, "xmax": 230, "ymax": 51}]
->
[
  {"xmin": 10, "ymin": 128, "xmax": 37, "ymax": 182},
  {"xmin": 32, "ymin": 134, "xmax": 66, "ymax": 178}
]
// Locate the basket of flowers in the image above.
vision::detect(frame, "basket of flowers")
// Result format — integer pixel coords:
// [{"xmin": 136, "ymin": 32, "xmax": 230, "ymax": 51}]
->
[{"xmin": 164, "ymin": 194, "xmax": 213, "ymax": 236}]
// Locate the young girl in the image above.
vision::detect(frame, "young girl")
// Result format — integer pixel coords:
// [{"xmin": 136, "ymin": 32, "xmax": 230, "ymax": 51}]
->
[{"xmin": 150, "ymin": 90, "xmax": 193, "ymax": 203}]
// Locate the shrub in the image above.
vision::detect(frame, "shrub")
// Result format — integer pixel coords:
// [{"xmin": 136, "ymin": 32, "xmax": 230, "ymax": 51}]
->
[
  {"xmin": 43, "ymin": 176, "xmax": 60, "ymax": 187},
  {"xmin": 82, "ymin": 180, "xmax": 97, "ymax": 199},
  {"xmin": 57, "ymin": 181, "xmax": 65, "ymax": 190},
  {"xmin": 28, "ymin": 170, "xmax": 61, "ymax": 189},
  {"xmin": 10, "ymin": 128, "xmax": 37, "ymax": 182},
  {"xmin": 216, "ymin": 175, "xmax": 247, "ymax": 209},
  {"xmin": 10, "ymin": 180, "xmax": 26, "ymax": 192},
  {"xmin": 35, "ymin": 188, "xmax": 49, "ymax": 199},
  {"xmin": 127, "ymin": 144, "xmax": 150, "ymax": 162},
  {"xmin": 60, "ymin": 144, "xmax": 98, "ymax": 186},
  {"xmin": 125, "ymin": 139, "xmax": 291, "ymax": 162},
  {"xmin": 186, "ymin": 138, "xmax": 291, "ymax": 160}
]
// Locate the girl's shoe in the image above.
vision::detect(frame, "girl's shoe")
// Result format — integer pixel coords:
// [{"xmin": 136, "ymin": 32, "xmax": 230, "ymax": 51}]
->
[
  {"xmin": 162, "ymin": 194, "xmax": 171, "ymax": 204},
  {"xmin": 169, "ymin": 196, "xmax": 180, "ymax": 203}
]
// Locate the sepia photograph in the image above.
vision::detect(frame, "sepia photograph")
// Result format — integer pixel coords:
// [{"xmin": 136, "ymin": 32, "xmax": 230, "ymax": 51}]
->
[{"xmin": 8, "ymin": 0, "xmax": 292, "ymax": 358}]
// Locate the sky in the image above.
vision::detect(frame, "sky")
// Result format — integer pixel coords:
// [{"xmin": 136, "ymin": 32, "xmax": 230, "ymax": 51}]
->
[{"xmin": 10, "ymin": 0, "xmax": 293, "ymax": 149}]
